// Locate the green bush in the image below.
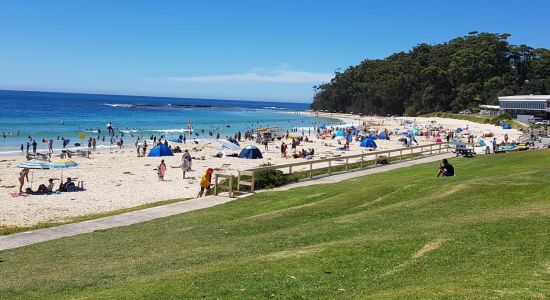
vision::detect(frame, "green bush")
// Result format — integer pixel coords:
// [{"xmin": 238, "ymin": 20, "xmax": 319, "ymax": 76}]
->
[{"xmin": 254, "ymin": 163, "xmax": 298, "ymax": 189}]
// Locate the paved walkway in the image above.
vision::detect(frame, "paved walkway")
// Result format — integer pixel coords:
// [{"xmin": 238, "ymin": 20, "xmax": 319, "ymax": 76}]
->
[{"xmin": 0, "ymin": 153, "xmax": 453, "ymax": 251}]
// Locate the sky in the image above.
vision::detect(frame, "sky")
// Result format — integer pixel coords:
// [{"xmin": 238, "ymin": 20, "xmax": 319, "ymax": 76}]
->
[{"xmin": 1, "ymin": 0, "xmax": 549, "ymax": 103}]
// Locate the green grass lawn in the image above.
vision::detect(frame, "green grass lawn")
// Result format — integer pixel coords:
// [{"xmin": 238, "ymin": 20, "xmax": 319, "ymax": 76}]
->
[
  {"xmin": 1, "ymin": 150, "xmax": 549, "ymax": 299},
  {"xmin": 425, "ymin": 112, "xmax": 528, "ymax": 129}
]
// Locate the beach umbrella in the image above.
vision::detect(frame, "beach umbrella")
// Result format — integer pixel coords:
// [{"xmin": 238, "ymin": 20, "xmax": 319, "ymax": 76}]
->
[
  {"xmin": 217, "ymin": 139, "xmax": 241, "ymax": 151},
  {"xmin": 319, "ymin": 124, "xmax": 326, "ymax": 129},
  {"xmin": 18, "ymin": 159, "xmax": 51, "ymax": 189},
  {"xmin": 48, "ymin": 159, "xmax": 78, "ymax": 182},
  {"xmin": 335, "ymin": 131, "xmax": 345, "ymax": 137}
]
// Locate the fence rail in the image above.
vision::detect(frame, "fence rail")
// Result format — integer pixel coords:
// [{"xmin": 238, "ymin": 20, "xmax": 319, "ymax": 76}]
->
[{"xmin": 213, "ymin": 142, "xmax": 453, "ymax": 197}]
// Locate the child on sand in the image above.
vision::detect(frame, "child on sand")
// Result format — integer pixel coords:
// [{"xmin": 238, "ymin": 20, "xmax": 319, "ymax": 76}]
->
[{"xmin": 158, "ymin": 159, "xmax": 167, "ymax": 181}]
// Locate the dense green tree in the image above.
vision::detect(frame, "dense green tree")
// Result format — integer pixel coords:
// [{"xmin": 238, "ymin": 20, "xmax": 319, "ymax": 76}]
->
[{"xmin": 311, "ymin": 33, "xmax": 550, "ymax": 115}]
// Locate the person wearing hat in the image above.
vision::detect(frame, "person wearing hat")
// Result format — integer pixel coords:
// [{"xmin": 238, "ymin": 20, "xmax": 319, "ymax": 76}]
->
[{"xmin": 198, "ymin": 168, "xmax": 214, "ymax": 197}]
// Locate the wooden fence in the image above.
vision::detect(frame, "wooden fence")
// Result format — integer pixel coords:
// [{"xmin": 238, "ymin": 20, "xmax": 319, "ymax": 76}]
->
[{"xmin": 213, "ymin": 142, "xmax": 453, "ymax": 197}]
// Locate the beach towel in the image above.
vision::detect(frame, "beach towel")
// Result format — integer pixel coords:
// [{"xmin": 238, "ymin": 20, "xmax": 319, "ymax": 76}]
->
[{"xmin": 10, "ymin": 192, "xmax": 30, "ymax": 198}]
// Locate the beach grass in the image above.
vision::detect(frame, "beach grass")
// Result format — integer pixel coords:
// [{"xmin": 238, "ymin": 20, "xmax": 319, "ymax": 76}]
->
[
  {"xmin": 0, "ymin": 150, "xmax": 549, "ymax": 298},
  {"xmin": 0, "ymin": 198, "xmax": 190, "ymax": 236}
]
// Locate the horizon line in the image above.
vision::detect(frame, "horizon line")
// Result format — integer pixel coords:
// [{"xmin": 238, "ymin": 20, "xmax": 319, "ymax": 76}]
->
[{"xmin": 0, "ymin": 88, "xmax": 313, "ymax": 105}]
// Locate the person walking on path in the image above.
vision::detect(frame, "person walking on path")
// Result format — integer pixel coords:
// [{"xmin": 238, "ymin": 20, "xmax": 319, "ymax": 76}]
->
[
  {"xmin": 157, "ymin": 159, "xmax": 167, "ymax": 181},
  {"xmin": 181, "ymin": 149, "xmax": 192, "ymax": 179},
  {"xmin": 197, "ymin": 168, "xmax": 213, "ymax": 197}
]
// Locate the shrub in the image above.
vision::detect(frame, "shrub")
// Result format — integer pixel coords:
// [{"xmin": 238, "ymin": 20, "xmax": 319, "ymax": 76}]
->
[{"xmin": 253, "ymin": 163, "xmax": 298, "ymax": 189}]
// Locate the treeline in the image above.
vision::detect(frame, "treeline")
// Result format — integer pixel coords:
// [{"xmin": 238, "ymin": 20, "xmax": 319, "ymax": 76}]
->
[{"xmin": 311, "ymin": 32, "xmax": 550, "ymax": 115}]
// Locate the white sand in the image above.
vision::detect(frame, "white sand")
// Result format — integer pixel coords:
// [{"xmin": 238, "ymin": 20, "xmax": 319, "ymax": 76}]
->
[{"xmin": 0, "ymin": 113, "xmax": 521, "ymax": 227}]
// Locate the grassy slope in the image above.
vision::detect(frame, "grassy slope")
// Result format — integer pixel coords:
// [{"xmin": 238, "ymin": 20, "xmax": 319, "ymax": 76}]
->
[
  {"xmin": 425, "ymin": 112, "xmax": 528, "ymax": 129},
  {"xmin": 0, "ymin": 151, "xmax": 549, "ymax": 299}
]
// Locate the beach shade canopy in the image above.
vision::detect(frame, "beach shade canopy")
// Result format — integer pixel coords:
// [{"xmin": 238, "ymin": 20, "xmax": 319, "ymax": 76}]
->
[
  {"xmin": 48, "ymin": 159, "xmax": 78, "ymax": 169},
  {"xmin": 62, "ymin": 139, "xmax": 70, "ymax": 148},
  {"xmin": 228, "ymin": 137, "xmax": 240, "ymax": 146},
  {"xmin": 218, "ymin": 139, "xmax": 241, "ymax": 151},
  {"xmin": 318, "ymin": 124, "xmax": 326, "ymax": 129},
  {"xmin": 503, "ymin": 124, "xmax": 512, "ymax": 129},
  {"xmin": 147, "ymin": 144, "xmax": 174, "ymax": 157},
  {"xmin": 368, "ymin": 133, "xmax": 376, "ymax": 139},
  {"xmin": 334, "ymin": 135, "xmax": 346, "ymax": 141},
  {"xmin": 479, "ymin": 139, "xmax": 487, "ymax": 147},
  {"xmin": 335, "ymin": 130, "xmax": 346, "ymax": 137},
  {"xmin": 351, "ymin": 129, "xmax": 360, "ymax": 135},
  {"xmin": 378, "ymin": 132, "xmax": 388, "ymax": 140},
  {"xmin": 360, "ymin": 138, "xmax": 377, "ymax": 148},
  {"xmin": 17, "ymin": 159, "xmax": 51, "ymax": 169},
  {"xmin": 238, "ymin": 145, "xmax": 263, "ymax": 159}
]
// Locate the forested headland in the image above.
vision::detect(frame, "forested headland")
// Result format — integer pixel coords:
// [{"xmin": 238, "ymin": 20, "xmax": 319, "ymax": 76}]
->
[{"xmin": 311, "ymin": 32, "xmax": 550, "ymax": 115}]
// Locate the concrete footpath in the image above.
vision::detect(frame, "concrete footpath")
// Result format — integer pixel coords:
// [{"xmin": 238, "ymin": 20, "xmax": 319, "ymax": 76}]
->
[{"xmin": 0, "ymin": 153, "xmax": 453, "ymax": 251}]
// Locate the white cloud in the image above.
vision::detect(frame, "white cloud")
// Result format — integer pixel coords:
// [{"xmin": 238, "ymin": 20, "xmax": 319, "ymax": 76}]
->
[{"xmin": 167, "ymin": 69, "xmax": 332, "ymax": 84}]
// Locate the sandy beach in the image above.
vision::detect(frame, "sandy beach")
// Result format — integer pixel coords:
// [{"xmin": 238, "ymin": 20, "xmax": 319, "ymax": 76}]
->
[{"xmin": 0, "ymin": 113, "xmax": 521, "ymax": 227}]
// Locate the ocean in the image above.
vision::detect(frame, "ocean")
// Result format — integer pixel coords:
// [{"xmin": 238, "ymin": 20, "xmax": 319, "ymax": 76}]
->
[{"xmin": 0, "ymin": 90, "xmax": 339, "ymax": 153}]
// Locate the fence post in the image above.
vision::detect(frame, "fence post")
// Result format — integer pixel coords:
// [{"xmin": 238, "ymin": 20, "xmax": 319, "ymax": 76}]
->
[
  {"xmin": 289, "ymin": 166, "xmax": 292, "ymax": 174},
  {"xmin": 237, "ymin": 171, "xmax": 241, "ymax": 191},
  {"xmin": 251, "ymin": 172, "xmax": 255, "ymax": 192},
  {"xmin": 214, "ymin": 174, "xmax": 219, "ymax": 196},
  {"xmin": 229, "ymin": 175, "xmax": 233, "ymax": 197},
  {"xmin": 360, "ymin": 155, "xmax": 364, "ymax": 168},
  {"xmin": 400, "ymin": 150, "xmax": 403, "ymax": 161},
  {"xmin": 309, "ymin": 162, "xmax": 313, "ymax": 178},
  {"xmin": 345, "ymin": 158, "xmax": 349, "ymax": 171},
  {"xmin": 328, "ymin": 160, "xmax": 332, "ymax": 174},
  {"xmin": 430, "ymin": 144, "xmax": 433, "ymax": 155}
]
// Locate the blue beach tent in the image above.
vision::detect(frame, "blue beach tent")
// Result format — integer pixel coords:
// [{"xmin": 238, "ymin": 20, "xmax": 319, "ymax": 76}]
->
[
  {"xmin": 368, "ymin": 133, "xmax": 376, "ymax": 140},
  {"xmin": 378, "ymin": 132, "xmax": 388, "ymax": 140},
  {"xmin": 148, "ymin": 144, "xmax": 174, "ymax": 157},
  {"xmin": 335, "ymin": 130, "xmax": 346, "ymax": 137},
  {"xmin": 238, "ymin": 145, "xmax": 263, "ymax": 159},
  {"xmin": 360, "ymin": 138, "xmax": 377, "ymax": 148},
  {"xmin": 503, "ymin": 124, "xmax": 512, "ymax": 129}
]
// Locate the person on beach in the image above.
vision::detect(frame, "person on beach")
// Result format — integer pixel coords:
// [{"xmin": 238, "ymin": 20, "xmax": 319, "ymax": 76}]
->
[
  {"xmin": 437, "ymin": 159, "xmax": 454, "ymax": 177},
  {"xmin": 181, "ymin": 150, "xmax": 192, "ymax": 179},
  {"xmin": 48, "ymin": 139, "xmax": 54, "ymax": 153},
  {"xmin": 281, "ymin": 142, "xmax": 287, "ymax": 158},
  {"xmin": 197, "ymin": 168, "xmax": 214, "ymax": 198},
  {"xmin": 20, "ymin": 144, "xmax": 24, "ymax": 152},
  {"xmin": 18, "ymin": 168, "xmax": 30, "ymax": 194},
  {"xmin": 142, "ymin": 140, "xmax": 148, "ymax": 157},
  {"xmin": 135, "ymin": 138, "xmax": 141, "ymax": 157},
  {"xmin": 157, "ymin": 159, "xmax": 167, "ymax": 181},
  {"xmin": 92, "ymin": 138, "xmax": 96, "ymax": 151},
  {"xmin": 26, "ymin": 142, "xmax": 30, "ymax": 154},
  {"xmin": 36, "ymin": 179, "xmax": 55, "ymax": 194},
  {"xmin": 32, "ymin": 140, "xmax": 37, "ymax": 154}
]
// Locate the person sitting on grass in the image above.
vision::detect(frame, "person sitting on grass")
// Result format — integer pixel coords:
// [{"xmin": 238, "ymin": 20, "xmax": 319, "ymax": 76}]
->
[
  {"xmin": 437, "ymin": 159, "xmax": 455, "ymax": 177},
  {"xmin": 197, "ymin": 168, "xmax": 214, "ymax": 198}
]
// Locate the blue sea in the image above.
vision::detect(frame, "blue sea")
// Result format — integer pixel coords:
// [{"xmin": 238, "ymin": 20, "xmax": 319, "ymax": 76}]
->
[{"xmin": 0, "ymin": 90, "xmax": 339, "ymax": 153}]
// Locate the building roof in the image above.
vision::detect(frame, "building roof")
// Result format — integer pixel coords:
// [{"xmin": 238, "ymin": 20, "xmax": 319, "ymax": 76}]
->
[
  {"xmin": 479, "ymin": 105, "xmax": 501, "ymax": 109},
  {"xmin": 498, "ymin": 95, "xmax": 550, "ymax": 101}
]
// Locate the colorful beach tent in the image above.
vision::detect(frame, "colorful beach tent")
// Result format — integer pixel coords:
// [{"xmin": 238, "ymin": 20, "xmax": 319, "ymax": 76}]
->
[
  {"xmin": 378, "ymin": 132, "xmax": 388, "ymax": 140},
  {"xmin": 351, "ymin": 129, "xmax": 360, "ymax": 135},
  {"xmin": 479, "ymin": 139, "xmax": 487, "ymax": 147},
  {"xmin": 335, "ymin": 131, "xmax": 346, "ymax": 137},
  {"xmin": 147, "ymin": 144, "xmax": 174, "ymax": 157},
  {"xmin": 318, "ymin": 124, "xmax": 326, "ymax": 129},
  {"xmin": 238, "ymin": 145, "xmax": 263, "ymax": 159},
  {"xmin": 368, "ymin": 133, "xmax": 376, "ymax": 139},
  {"xmin": 360, "ymin": 138, "xmax": 377, "ymax": 148},
  {"xmin": 503, "ymin": 124, "xmax": 512, "ymax": 129}
]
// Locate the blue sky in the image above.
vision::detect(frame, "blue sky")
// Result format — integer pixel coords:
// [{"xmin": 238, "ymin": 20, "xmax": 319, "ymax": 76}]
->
[{"xmin": 1, "ymin": 0, "xmax": 549, "ymax": 103}]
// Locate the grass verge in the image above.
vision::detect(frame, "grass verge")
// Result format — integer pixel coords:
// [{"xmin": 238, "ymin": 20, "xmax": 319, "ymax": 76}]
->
[{"xmin": 0, "ymin": 150, "xmax": 548, "ymax": 298}]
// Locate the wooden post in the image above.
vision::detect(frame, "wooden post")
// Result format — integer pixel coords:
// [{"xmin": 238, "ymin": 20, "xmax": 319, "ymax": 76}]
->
[
  {"xmin": 237, "ymin": 171, "xmax": 241, "ymax": 191},
  {"xmin": 345, "ymin": 158, "xmax": 349, "ymax": 171},
  {"xmin": 430, "ymin": 144, "xmax": 433, "ymax": 155},
  {"xmin": 400, "ymin": 150, "xmax": 403, "ymax": 161},
  {"xmin": 251, "ymin": 172, "xmax": 255, "ymax": 192},
  {"xmin": 360, "ymin": 155, "xmax": 364, "ymax": 168},
  {"xmin": 214, "ymin": 174, "xmax": 219, "ymax": 196},
  {"xmin": 289, "ymin": 166, "xmax": 292, "ymax": 174},
  {"xmin": 228, "ymin": 175, "xmax": 233, "ymax": 197},
  {"xmin": 328, "ymin": 160, "xmax": 332, "ymax": 174},
  {"xmin": 309, "ymin": 163, "xmax": 313, "ymax": 178}
]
